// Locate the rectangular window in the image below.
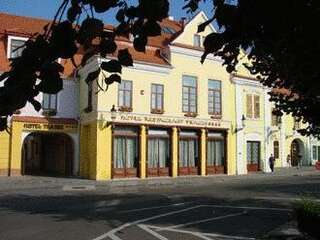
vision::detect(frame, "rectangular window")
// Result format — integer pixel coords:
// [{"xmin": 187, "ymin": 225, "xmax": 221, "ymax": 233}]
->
[
  {"xmin": 118, "ymin": 80, "xmax": 132, "ymax": 111},
  {"xmin": 193, "ymin": 34, "xmax": 201, "ymax": 47},
  {"xmin": 273, "ymin": 141, "xmax": 279, "ymax": 159},
  {"xmin": 148, "ymin": 138, "xmax": 169, "ymax": 168},
  {"xmin": 179, "ymin": 139, "xmax": 199, "ymax": 168},
  {"xmin": 294, "ymin": 117, "xmax": 300, "ymax": 130},
  {"xmin": 312, "ymin": 146, "xmax": 317, "ymax": 160},
  {"xmin": 10, "ymin": 39, "xmax": 26, "ymax": 58},
  {"xmin": 247, "ymin": 141, "xmax": 260, "ymax": 164},
  {"xmin": 182, "ymin": 75, "xmax": 197, "ymax": 114},
  {"xmin": 151, "ymin": 84, "xmax": 164, "ymax": 113},
  {"xmin": 42, "ymin": 93, "xmax": 57, "ymax": 112},
  {"xmin": 246, "ymin": 94, "xmax": 260, "ymax": 119},
  {"xmin": 208, "ymin": 80, "xmax": 222, "ymax": 116},
  {"xmin": 113, "ymin": 137, "xmax": 138, "ymax": 168},
  {"xmin": 207, "ymin": 140, "xmax": 225, "ymax": 166},
  {"xmin": 254, "ymin": 95, "xmax": 260, "ymax": 118},
  {"xmin": 271, "ymin": 109, "xmax": 278, "ymax": 126}
]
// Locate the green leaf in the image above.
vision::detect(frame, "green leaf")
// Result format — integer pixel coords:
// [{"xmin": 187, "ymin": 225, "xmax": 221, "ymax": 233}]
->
[
  {"xmin": 197, "ymin": 18, "xmax": 214, "ymax": 33},
  {"xmin": 118, "ymin": 49, "xmax": 133, "ymax": 66},
  {"xmin": 105, "ymin": 74, "xmax": 121, "ymax": 85},
  {"xmin": 101, "ymin": 60, "xmax": 122, "ymax": 73},
  {"xmin": 85, "ymin": 69, "xmax": 101, "ymax": 83}
]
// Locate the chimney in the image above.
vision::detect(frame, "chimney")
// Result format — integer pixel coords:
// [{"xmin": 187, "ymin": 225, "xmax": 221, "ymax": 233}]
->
[{"xmin": 179, "ymin": 17, "xmax": 187, "ymax": 28}]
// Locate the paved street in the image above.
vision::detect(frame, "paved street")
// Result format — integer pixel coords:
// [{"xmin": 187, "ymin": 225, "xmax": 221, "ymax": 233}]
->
[{"xmin": 0, "ymin": 167, "xmax": 319, "ymax": 240}]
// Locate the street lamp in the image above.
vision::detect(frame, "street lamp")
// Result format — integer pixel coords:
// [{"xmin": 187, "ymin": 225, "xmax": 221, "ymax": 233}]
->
[
  {"xmin": 235, "ymin": 115, "xmax": 246, "ymax": 133},
  {"xmin": 110, "ymin": 105, "xmax": 117, "ymax": 121},
  {"xmin": 277, "ymin": 116, "xmax": 282, "ymax": 130}
]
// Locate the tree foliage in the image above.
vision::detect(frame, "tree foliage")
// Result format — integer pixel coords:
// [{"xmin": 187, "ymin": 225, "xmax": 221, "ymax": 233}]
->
[{"xmin": 0, "ymin": 0, "xmax": 319, "ymax": 138}]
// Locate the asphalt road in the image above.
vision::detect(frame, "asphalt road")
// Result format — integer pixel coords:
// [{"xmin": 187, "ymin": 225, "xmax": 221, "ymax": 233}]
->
[{"xmin": 0, "ymin": 170, "xmax": 319, "ymax": 240}]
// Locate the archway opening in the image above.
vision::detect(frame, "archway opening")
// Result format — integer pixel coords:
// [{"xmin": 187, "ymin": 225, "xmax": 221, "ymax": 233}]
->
[
  {"xmin": 22, "ymin": 132, "xmax": 74, "ymax": 176},
  {"xmin": 290, "ymin": 139, "xmax": 304, "ymax": 167}
]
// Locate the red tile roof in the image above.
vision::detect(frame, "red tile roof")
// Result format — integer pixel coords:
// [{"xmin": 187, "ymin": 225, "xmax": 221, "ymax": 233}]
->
[{"xmin": 0, "ymin": 13, "xmax": 183, "ymax": 77}]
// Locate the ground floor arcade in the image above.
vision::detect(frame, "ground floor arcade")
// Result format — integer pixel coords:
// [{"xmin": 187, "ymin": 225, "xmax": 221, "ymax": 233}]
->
[{"xmin": 79, "ymin": 119, "xmax": 237, "ymax": 180}]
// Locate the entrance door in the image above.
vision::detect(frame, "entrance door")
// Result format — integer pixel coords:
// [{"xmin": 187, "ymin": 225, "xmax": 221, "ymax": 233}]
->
[
  {"xmin": 147, "ymin": 138, "xmax": 170, "ymax": 177},
  {"xmin": 247, "ymin": 141, "xmax": 260, "ymax": 172},
  {"xmin": 291, "ymin": 140, "xmax": 300, "ymax": 166},
  {"xmin": 207, "ymin": 139, "xmax": 225, "ymax": 174},
  {"xmin": 179, "ymin": 138, "xmax": 199, "ymax": 175},
  {"xmin": 113, "ymin": 136, "xmax": 138, "ymax": 178}
]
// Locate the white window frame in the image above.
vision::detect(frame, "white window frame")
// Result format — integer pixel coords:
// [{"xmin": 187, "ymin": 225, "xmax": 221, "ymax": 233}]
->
[
  {"xmin": 7, "ymin": 36, "xmax": 28, "ymax": 59},
  {"xmin": 246, "ymin": 93, "xmax": 261, "ymax": 120},
  {"xmin": 7, "ymin": 36, "xmax": 62, "ymax": 63},
  {"xmin": 42, "ymin": 93, "xmax": 58, "ymax": 112}
]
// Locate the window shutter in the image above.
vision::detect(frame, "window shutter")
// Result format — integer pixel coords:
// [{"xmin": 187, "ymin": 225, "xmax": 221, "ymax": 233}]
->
[
  {"xmin": 254, "ymin": 95, "xmax": 260, "ymax": 118},
  {"xmin": 246, "ymin": 95, "xmax": 253, "ymax": 118}
]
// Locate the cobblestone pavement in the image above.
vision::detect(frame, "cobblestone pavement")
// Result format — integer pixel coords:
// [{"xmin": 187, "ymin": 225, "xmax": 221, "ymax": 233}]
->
[{"xmin": 0, "ymin": 167, "xmax": 319, "ymax": 240}]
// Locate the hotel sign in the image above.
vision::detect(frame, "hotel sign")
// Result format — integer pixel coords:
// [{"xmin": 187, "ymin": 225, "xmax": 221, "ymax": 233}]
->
[
  {"xmin": 115, "ymin": 113, "xmax": 230, "ymax": 129},
  {"xmin": 23, "ymin": 123, "xmax": 77, "ymax": 132}
]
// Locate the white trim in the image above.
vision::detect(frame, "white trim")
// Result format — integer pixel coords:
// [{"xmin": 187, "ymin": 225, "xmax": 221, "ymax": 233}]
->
[
  {"xmin": 231, "ymin": 76, "xmax": 266, "ymax": 88},
  {"xmin": 7, "ymin": 35, "xmax": 28, "ymax": 59},
  {"xmin": 170, "ymin": 45, "xmax": 223, "ymax": 62}
]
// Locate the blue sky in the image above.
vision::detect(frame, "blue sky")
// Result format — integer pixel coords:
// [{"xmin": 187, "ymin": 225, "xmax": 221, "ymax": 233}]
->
[{"xmin": 0, "ymin": 0, "xmax": 213, "ymax": 24}]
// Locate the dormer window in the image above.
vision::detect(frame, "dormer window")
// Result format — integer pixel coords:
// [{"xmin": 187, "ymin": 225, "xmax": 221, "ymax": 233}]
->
[
  {"xmin": 162, "ymin": 27, "xmax": 176, "ymax": 34},
  {"xmin": 7, "ymin": 36, "xmax": 27, "ymax": 59},
  {"xmin": 193, "ymin": 34, "xmax": 201, "ymax": 47}
]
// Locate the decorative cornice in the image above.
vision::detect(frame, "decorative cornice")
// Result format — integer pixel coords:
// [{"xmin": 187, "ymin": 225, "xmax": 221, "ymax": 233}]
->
[{"xmin": 170, "ymin": 45, "xmax": 223, "ymax": 63}]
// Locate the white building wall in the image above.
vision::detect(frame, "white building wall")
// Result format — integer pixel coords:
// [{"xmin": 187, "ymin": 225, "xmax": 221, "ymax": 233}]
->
[{"xmin": 19, "ymin": 79, "xmax": 79, "ymax": 119}]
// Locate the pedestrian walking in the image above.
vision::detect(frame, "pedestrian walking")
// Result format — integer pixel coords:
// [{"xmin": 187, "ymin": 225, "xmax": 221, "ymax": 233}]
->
[
  {"xmin": 269, "ymin": 154, "xmax": 276, "ymax": 173},
  {"xmin": 297, "ymin": 154, "xmax": 302, "ymax": 169},
  {"xmin": 287, "ymin": 154, "xmax": 291, "ymax": 167}
]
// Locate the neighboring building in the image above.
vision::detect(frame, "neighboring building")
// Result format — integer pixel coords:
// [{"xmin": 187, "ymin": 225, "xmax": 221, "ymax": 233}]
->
[
  {"xmin": 0, "ymin": 12, "xmax": 318, "ymax": 179},
  {"xmin": 0, "ymin": 13, "xmax": 79, "ymax": 176}
]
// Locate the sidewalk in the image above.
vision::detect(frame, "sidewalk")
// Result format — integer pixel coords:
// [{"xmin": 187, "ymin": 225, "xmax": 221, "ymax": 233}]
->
[{"xmin": 0, "ymin": 167, "xmax": 318, "ymax": 192}]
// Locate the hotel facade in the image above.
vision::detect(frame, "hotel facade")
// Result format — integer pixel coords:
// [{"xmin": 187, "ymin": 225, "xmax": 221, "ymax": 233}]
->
[{"xmin": 0, "ymin": 12, "xmax": 319, "ymax": 179}]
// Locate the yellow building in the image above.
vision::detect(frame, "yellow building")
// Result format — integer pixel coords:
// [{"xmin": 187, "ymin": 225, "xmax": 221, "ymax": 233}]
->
[
  {"xmin": 78, "ymin": 12, "xmax": 237, "ymax": 180},
  {"xmin": 0, "ymin": 12, "xmax": 318, "ymax": 179}
]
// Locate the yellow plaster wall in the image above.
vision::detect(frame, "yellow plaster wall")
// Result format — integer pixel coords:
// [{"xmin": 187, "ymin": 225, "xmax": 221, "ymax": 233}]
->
[
  {"xmin": 96, "ymin": 121, "xmax": 112, "ymax": 180},
  {"xmin": 0, "ymin": 131, "xmax": 10, "ymax": 174},
  {"xmin": 173, "ymin": 12, "xmax": 216, "ymax": 46},
  {"xmin": 80, "ymin": 122, "xmax": 98, "ymax": 179},
  {"xmin": 10, "ymin": 121, "xmax": 23, "ymax": 175}
]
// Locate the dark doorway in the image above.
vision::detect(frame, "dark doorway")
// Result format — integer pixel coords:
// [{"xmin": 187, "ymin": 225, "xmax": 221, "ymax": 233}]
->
[
  {"xmin": 291, "ymin": 139, "xmax": 301, "ymax": 166},
  {"xmin": 22, "ymin": 132, "xmax": 74, "ymax": 176}
]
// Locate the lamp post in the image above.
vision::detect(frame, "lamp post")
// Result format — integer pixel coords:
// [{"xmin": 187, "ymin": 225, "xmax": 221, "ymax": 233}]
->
[
  {"xmin": 277, "ymin": 116, "xmax": 282, "ymax": 130},
  {"xmin": 235, "ymin": 115, "xmax": 246, "ymax": 133},
  {"xmin": 110, "ymin": 105, "xmax": 117, "ymax": 121}
]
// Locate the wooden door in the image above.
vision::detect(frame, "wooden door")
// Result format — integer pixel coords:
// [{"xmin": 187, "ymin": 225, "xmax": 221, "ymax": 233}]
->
[
  {"xmin": 179, "ymin": 138, "xmax": 199, "ymax": 175},
  {"xmin": 147, "ymin": 138, "xmax": 170, "ymax": 177},
  {"xmin": 207, "ymin": 139, "xmax": 225, "ymax": 174},
  {"xmin": 113, "ymin": 136, "xmax": 138, "ymax": 178}
]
